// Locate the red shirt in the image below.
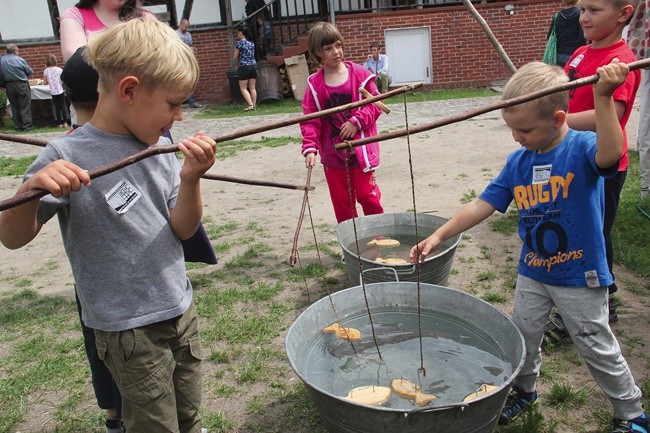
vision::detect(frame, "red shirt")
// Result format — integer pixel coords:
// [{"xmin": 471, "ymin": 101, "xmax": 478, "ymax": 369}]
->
[{"xmin": 565, "ymin": 40, "xmax": 640, "ymax": 171}]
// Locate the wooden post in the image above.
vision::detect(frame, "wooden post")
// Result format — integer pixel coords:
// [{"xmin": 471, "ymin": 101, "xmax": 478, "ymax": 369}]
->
[
  {"xmin": 461, "ymin": 0, "xmax": 517, "ymax": 74},
  {"xmin": 224, "ymin": 0, "xmax": 236, "ymax": 69}
]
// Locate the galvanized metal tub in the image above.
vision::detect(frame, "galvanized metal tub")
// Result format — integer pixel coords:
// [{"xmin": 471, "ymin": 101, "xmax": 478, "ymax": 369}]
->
[
  {"xmin": 336, "ymin": 213, "xmax": 462, "ymax": 286},
  {"xmin": 285, "ymin": 282, "xmax": 525, "ymax": 433}
]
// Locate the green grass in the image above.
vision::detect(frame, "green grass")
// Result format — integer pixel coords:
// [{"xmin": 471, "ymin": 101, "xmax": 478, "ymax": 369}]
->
[
  {"xmin": 612, "ymin": 150, "xmax": 650, "ymax": 278},
  {"xmin": 544, "ymin": 382, "xmax": 588, "ymax": 411},
  {"xmin": 195, "ymin": 87, "xmax": 498, "ymax": 119},
  {"xmin": 0, "ymin": 156, "xmax": 36, "ymax": 177}
]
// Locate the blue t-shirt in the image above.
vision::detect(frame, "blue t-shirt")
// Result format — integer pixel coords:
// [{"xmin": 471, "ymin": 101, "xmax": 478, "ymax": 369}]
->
[
  {"xmin": 236, "ymin": 39, "xmax": 256, "ymax": 66},
  {"xmin": 479, "ymin": 129, "xmax": 616, "ymax": 288}
]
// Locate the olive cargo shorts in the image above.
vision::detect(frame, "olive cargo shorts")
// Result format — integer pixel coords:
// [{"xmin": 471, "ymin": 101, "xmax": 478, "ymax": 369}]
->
[{"xmin": 95, "ymin": 301, "xmax": 203, "ymax": 433}]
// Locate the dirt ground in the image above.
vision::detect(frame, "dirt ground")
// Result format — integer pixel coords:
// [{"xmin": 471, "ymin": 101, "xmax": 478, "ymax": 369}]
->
[{"xmin": 0, "ymin": 95, "xmax": 648, "ymax": 433}]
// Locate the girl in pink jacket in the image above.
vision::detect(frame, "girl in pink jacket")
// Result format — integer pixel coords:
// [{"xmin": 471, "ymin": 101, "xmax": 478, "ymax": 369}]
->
[{"xmin": 300, "ymin": 22, "xmax": 384, "ymax": 223}]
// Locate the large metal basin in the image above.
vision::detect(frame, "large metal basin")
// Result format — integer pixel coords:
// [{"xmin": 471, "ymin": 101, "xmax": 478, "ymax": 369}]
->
[
  {"xmin": 336, "ymin": 213, "xmax": 462, "ymax": 286},
  {"xmin": 285, "ymin": 282, "xmax": 525, "ymax": 433}
]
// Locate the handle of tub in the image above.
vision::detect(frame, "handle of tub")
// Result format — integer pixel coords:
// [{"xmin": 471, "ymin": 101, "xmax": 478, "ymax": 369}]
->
[
  {"xmin": 404, "ymin": 402, "xmax": 470, "ymax": 418},
  {"xmin": 360, "ymin": 266, "xmax": 401, "ymax": 284}
]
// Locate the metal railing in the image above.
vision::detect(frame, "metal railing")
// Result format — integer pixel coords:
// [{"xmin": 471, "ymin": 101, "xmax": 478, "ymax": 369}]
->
[{"xmin": 236, "ymin": 0, "xmax": 504, "ymax": 61}]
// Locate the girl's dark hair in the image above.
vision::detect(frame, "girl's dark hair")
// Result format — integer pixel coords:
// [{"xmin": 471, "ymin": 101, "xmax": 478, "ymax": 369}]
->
[
  {"xmin": 75, "ymin": 0, "xmax": 144, "ymax": 21},
  {"xmin": 237, "ymin": 25, "xmax": 252, "ymax": 40},
  {"xmin": 307, "ymin": 22, "xmax": 344, "ymax": 64}
]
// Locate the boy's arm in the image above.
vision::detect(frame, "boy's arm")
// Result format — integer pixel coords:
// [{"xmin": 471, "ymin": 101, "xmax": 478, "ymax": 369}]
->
[
  {"xmin": 409, "ymin": 198, "xmax": 496, "ymax": 264},
  {"xmin": 0, "ymin": 160, "xmax": 90, "ymax": 249},
  {"xmin": 169, "ymin": 132, "xmax": 216, "ymax": 240},
  {"xmin": 592, "ymin": 60, "xmax": 629, "ymax": 168},
  {"xmin": 565, "ymin": 101, "xmax": 626, "ymax": 132}
]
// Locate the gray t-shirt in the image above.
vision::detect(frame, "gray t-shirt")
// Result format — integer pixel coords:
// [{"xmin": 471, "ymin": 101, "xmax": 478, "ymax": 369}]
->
[{"xmin": 26, "ymin": 123, "xmax": 192, "ymax": 332}]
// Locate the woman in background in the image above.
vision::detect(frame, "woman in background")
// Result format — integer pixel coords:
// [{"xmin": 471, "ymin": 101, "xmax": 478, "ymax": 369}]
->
[
  {"xmin": 548, "ymin": 0, "xmax": 586, "ymax": 67},
  {"xmin": 233, "ymin": 25, "xmax": 258, "ymax": 111}
]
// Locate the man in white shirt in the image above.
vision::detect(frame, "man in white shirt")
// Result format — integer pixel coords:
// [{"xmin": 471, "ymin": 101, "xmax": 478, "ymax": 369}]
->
[{"xmin": 362, "ymin": 42, "xmax": 391, "ymax": 93}]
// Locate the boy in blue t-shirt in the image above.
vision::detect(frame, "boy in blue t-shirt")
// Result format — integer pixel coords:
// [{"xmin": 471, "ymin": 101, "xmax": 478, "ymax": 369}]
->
[{"xmin": 410, "ymin": 60, "xmax": 648, "ymax": 433}]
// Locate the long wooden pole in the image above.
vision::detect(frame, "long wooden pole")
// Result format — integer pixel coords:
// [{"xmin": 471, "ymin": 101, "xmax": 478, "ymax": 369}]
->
[
  {"xmin": 462, "ymin": 0, "xmax": 517, "ymax": 74},
  {"xmin": 0, "ymin": 82, "xmax": 424, "ymax": 211},
  {"xmin": 337, "ymin": 58, "xmax": 650, "ymax": 150}
]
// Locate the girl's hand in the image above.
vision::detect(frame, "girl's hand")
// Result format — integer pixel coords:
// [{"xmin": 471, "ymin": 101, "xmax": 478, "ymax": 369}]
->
[
  {"xmin": 178, "ymin": 131, "xmax": 217, "ymax": 182},
  {"xmin": 339, "ymin": 121, "xmax": 358, "ymax": 140},
  {"xmin": 305, "ymin": 152, "xmax": 316, "ymax": 168}
]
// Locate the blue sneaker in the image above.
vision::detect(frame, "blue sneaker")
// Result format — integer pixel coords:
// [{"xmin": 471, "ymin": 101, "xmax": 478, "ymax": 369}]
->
[
  {"xmin": 611, "ymin": 413, "xmax": 649, "ymax": 433},
  {"xmin": 498, "ymin": 386, "xmax": 538, "ymax": 425}
]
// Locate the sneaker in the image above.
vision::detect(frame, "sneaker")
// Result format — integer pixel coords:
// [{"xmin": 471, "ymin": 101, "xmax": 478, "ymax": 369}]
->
[
  {"xmin": 498, "ymin": 386, "xmax": 537, "ymax": 425},
  {"xmin": 542, "ymin": 309, "xmax": 570, "ymax": 348},
  {"xmin": 105, "ymin": 418, "xmax": 125, "ymax": 433},
  {"xmin": 609, "ymin": 295, "xmax": 619, "ymax": 323},
  {"xmin": 611, "ymin": 413, "xmax": 649, "ymax": 433},
  {"xmin": 244, "ymin": 105, "xmax": 256, "ymax": 111}
]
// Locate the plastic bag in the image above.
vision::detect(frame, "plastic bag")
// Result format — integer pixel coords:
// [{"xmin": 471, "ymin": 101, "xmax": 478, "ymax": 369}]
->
[{"xmin": 543, "ymin": 14, "xmax": 558, "ymax": 65}]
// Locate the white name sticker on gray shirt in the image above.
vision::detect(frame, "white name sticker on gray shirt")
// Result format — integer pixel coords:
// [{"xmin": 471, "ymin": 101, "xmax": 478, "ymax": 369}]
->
[{"xmin": 106, "ymin": 180, "xmax": 141, "ymax": 214}]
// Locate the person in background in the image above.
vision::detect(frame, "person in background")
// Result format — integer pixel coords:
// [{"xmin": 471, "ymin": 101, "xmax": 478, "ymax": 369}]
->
[
  {"xmin": 627, "ymin": 0, "xmax": 649, "ymax": 199},
  {"xmin": 244, "ymin": 0, "xmax": 268, "ymax": 59},
  {"xmin": 177, "ymin": 18, "xmax": 203, "ymax": 108},
  {"xmin": 233, "ymin": 25, "xmax": 257, "ymax": 111},
  {"xmin": 59, "ymin": 0, "xmax": 149, "ymax": 62},
  {"xmin": 410, "ymin": 60, "xmax": 648, "ymax": 433},
  {"xmin": 59, "ymin": 46, "xmax": 125, "ymax": 433},
  {"xmin": 549, "ymin": 0, "xmax": 586, "ymax": 68},
  {"xmin": 257, "ymin": 14, "xmax": 273, "ymax": 57},
  {"xmin": 362, "ymin": 42, "xmax": 391, "ymax": 93},
  {"xmin": 0, "ymin": 18, "xmax": 215, "ymax": 432},
  {"xmin": 565, "ymin": 0, "xmax": 640, "ymax": 323},
  {"xmin": 43, "ymin": 53, "xmax": 70, "ymax": 128},
  {"xmin": 0, "ymin": 44, "xmax": 33, "ymax": 131},
  {"xmin": 59, "ymin": 0, "xmax": 151, "ymax": 126},
  {"xmin": 300, "ymin": 22, "xmax": 384, "ymax": 224}
]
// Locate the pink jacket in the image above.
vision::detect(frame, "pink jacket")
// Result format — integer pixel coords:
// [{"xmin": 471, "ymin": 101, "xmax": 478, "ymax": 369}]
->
[{"xmin": 300, "ymin": 61, "xmax": 382, "ymax": 172}]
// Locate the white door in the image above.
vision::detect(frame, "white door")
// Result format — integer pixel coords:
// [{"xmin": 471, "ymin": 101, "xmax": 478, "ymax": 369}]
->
[{"xmin": 385, "ymin": 27, "xmax": 432, "ymax": 85}]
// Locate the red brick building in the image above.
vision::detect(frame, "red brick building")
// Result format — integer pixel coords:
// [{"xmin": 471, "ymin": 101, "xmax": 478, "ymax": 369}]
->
[{"xmin": 4, "ymin": 0, "xmax": 559, "ymax": 104}]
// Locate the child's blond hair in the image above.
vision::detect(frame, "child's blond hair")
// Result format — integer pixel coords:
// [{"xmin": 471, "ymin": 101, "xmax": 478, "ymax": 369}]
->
[
  {"xmin": 86, "ymin": 17, "xmax": 199, "ymax": 97},
  {"xmin": 502, "ymin": 62, "xmax": 569, "ymax": 120},
  {"xmin": 307, "ymin": 21, "xmax": 345, "ymax": 64}
]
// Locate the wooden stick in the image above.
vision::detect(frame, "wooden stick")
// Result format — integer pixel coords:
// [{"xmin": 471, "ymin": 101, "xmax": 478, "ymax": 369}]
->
[
  {"xmin": 337, "ymin": 58, "xmax": 650, "ymax": 150},
  {"xmin": 0, "ymin": 144, "xmax": 314, "ymax": 212},
  {"xmin": 213, "ymin": 82, "xmax": 422, "ymax": 142},
  {"xmin": 359, "ymin": 87, "xmax": 391, "ymax": 114},
  {"xmin": 461, "ymin": 0, "xmax": 517, "ymax": 74},
  {"xmin": 0, "ymin": 82, "xmax": 427, "ymax": 211},
  {"xmin": 0, "ymin": 133, "xmax": 47, "ymax": 147}
]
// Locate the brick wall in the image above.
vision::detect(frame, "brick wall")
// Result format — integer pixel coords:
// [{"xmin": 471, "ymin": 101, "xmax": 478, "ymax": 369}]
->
[{"xmin": 13, "ymin": 0, "xmax": 560, "ymax": 104}]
